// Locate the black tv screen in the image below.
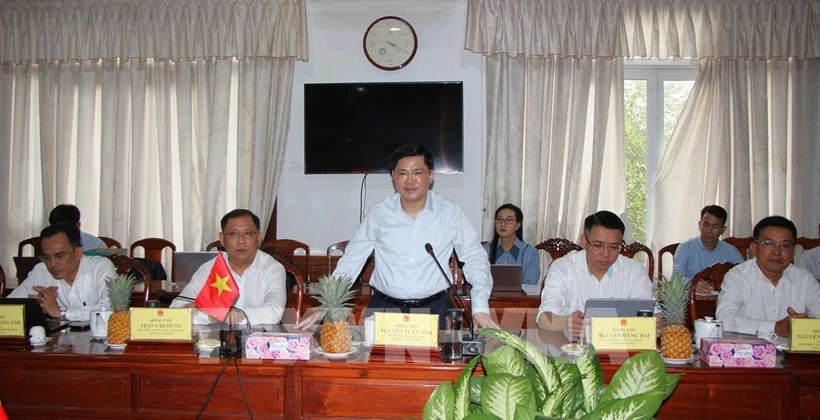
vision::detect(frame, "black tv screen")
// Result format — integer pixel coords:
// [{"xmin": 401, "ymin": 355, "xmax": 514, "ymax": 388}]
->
[{"xmin": 304, "ymin": 82, "xmax": 463, "ymax": 174}]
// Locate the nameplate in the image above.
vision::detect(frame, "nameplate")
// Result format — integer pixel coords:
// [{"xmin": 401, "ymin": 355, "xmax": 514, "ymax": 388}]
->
[
  {"xmin": 590, "ymin": 317, "xmax": 657, "ymax": 351},
  {"xmin": 790, "ymin": 318, "xmax": 820, "ymax": 352},
  {"xmin": 0, "ymin": 305, "xmax": 25, "ymax": 337},
  {"xmin": 129, "ymin": 308, "xmax": 192, "ymax": 341},
  {"xmin": 374, "ymin": 313, "xmax": 438, "ymax": 348}
]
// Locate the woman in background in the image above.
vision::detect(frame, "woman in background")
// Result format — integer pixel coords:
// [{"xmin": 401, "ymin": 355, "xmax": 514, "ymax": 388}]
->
[{"xmin": 484, "ymin": 203, "xmax": 540, "ymax": 285}]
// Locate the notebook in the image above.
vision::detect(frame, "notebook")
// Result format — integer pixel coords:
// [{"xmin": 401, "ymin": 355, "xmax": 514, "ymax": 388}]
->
[
  {"xmin": 172, "ymin": 251, "xmax": 217, "ymax": 283},
  {"xmin": 490, "ymin": 264, "xmax": 523, "ymax": 293},
  {"xmin": 583, "ymin": 298, "xmax": 656, "ymax": 319}
]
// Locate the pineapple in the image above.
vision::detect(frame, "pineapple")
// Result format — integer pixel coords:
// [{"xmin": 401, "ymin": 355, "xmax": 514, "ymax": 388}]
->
[
  {"xmin": 106, "ymin": 273, "xmax": 136, "ymax": 345},
  {"xmin": 660, "ymin": 273, "xmax": 693, "ymax": 359},
  {"xmin": 312, "ymin": 275, "xmax": 356, "ymax": 353}
]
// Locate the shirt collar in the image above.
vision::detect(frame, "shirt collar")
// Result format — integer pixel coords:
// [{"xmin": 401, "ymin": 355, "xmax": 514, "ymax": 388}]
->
[{"xmin": 495, "ymin": 237, "xmax": 526, "ymax": 260}]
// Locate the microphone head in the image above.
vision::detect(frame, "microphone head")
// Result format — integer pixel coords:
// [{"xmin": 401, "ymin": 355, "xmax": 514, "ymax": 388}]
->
[{"xmin": 424, "ymin": 243, "xmax": 434, "ymax": 254}]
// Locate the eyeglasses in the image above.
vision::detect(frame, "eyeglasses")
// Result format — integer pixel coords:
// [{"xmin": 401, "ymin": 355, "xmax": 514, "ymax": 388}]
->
[
  {"xmin": 495, "ymin": 217, "xmax": 518, "ymax": 225},
  {"xmin": 755, "ymin": 239, "xmax": 795, "ymax": 252},
  {"xmin": 38, "ymin": 252, "xmax": 70, "ymax": 263},
  {"xmin": 393, "ymin": 169, "xmax": 431, "ymax": 180},
  {"xmin": 587, "ymin": 242, "xmax": 622, "ymax": 253},
  {"xmin": 223, "ymin": 230, "xmax": 258, "ymax": 239}
]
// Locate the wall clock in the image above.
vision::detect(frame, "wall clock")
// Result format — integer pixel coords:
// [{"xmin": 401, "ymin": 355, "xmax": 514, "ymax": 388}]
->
[{"xmin": 362, "ymin": 16, "xmax": 418, "ymax": 71}]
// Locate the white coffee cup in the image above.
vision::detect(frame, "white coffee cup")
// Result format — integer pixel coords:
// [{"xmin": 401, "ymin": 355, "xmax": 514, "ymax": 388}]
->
[
  {"xmin": 29, "ymin": 326, "xmax": 46, "ymax": 342},
  {"xmin": 756, "ymin": 329, "xmax": 777, "ymax": 342},
  {"xmin": 364, "ymin": 315, "xmax": 375, "ymax": 346}
]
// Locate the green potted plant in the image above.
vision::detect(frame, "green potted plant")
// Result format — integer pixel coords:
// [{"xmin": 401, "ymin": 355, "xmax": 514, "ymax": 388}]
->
[{"xmin": 423, "ymin": 328, "xmax": 681, "ymax": 419}]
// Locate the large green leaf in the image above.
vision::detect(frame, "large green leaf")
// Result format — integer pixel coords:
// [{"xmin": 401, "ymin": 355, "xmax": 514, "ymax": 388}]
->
[
  {"xmin": 575, "ymin": 344, "xmax": 603, "ymax": 412},
  {"xmin": 454, "ymin": 356, "xmax": 481, "ymax": 419},
  {"xmin": 541, "ymin": 369, "xmax": 581, "ymax": 417},
  {"xmin": 480, "ymin": 373, "xmax": 536, "ymax": 419},
  {"xmin": 663, "ymin": 373, "xmax": 682, "ymax": 400},
  {"xmin": 463, "ymin": 414, "xmax": 502, "ymax": 420},
  {"xmin": 483, "ymin": 345, "xmax": 528, "ymax": 377},
  {"xmin": 514, "ymin": 404, "xmax": 543, "ymax": 420},
  {"xmin": 470, "ymin": 376, "xmax": 484, "ymax": 405},
  {"xmin": 481, "ymin": 329, "xmax": 561, "ymax": 393},
  {"xmin": 581, "ymin": 391, "xmax": 666, "ymax": 420},
  {"xmin": 525, "ymin": 364, "xmax": 548, "ymax": 408},
  {"xmin": 600, "ymin": 351, "xmax": 666, "ymax": 405},
  {"xmin": 423, "ymin": 382, "xmax": 455, "ymax": 420},
  {"xmin": 553, "ymin": 361, "xmax": 584, "ymax": 416}
]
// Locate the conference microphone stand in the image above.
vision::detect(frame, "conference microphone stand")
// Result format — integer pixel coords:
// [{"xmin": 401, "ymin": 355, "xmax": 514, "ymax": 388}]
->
[
  {"xmin": 174, "ymin": 295, "xmax": 252, "ymax": 357},
  {"xmin": 424, "ymin": 243, "xmax": 486, "ymax": 356}
]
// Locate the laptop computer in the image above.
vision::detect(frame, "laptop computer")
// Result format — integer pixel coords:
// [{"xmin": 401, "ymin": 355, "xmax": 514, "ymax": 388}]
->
[
  {"xmin": 584, "ymin": 298, "xmax": 656, "ymax": 319},
  {"xmin": 0, "ymin": 298, "xmax": 56, "ymax": 337},
  {"xmin": 172, "ymin": 251, "xmax": 217, "ymax": 283},
  {"xmin": 13, "ymin": 256, "xmax": 41, "ymax": 281},
  {"xmin": 490, "ymin": 265, "xmax": 523, "ymax": 293}
]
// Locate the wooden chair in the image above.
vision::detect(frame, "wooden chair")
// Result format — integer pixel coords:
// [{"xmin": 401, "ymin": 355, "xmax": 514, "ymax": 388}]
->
[
  {"xmin": 261, "ymin": 239, "xmax": 311, "ymax": 283},
  {"xmin": 724, "ymin": 236, "xmax": 754, "ymax": 260},
  {"xmin": 797, "ymin": 237, "xmax": 820, "ymax": 251},
  {"xmin": 265, "ymin": 253, "xmax": 304, "ymax": 324},
  {"xmin": 534, "ymin": 238, "xmax": 582, "ymax": 261},
  {"xmin": 657, "ymin": 243, "xmax": 679, "ymax": 279},
  {"xmin": 107, "ymin": 254, "xmax": 153, "ymax": 306},
  {"xmin": 326, "ymin": 240, "xmax": 348, "ymax": 275},
  {"xmin": 99, "ymin": 236, "xmax": 122, "ymax": 249},
  {"xmin": 0, "ymin": 263, "xmax": 6, "ymax": 297},
  {"xmin": 620, "ymin": 241, "xmax": 655, "ymax": 279},
  {"xmin": 687, "ymin": 262, "xmax": 738, "ymax": 329},
  {"xmin": 18, "ymin": 236, "xmax": 41, "ymax": 257},
  {"xmin": 206, "ymin": 240, "xmax": 223, "ymax": 251}
]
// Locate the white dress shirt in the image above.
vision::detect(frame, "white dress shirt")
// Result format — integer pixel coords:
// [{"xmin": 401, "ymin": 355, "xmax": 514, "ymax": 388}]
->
[
  {"xmin": 333, "ymin": 191, "xmax": 492, "ymax": 314},
  {"xmin": 170, "ymin": 251, "xmax": 287, "ymax": 325},
  {"xmin": 716, "ymin": 259, "xmax": 820, "ymax": 334},
  {"xmin": 537, "ymin": 250, "xmax": 653, "ymax": 322},
  {"xmin": 798, "ymin": 247, "xmax": 820, "ymax": 280},
  {"xmin": 8, "ymin": 255, "xmax": 116, "ymax": 321}
]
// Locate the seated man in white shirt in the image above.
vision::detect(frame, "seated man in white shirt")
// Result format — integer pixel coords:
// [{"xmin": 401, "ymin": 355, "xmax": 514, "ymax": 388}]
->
[
  {"xmin": 8, "ymin": 223, "xmax": 116, "ymax": 321},
  {"xmin": 48, "ymin": 204, "xmax": 107, "ymax": 252},
  {"xmin": 797, "ymin": 223, "xmax": 820, "ymax": 279},
  {"xmin": 537, "ymin": 211, "xmax": 653, "ymax": 338},
  {"xmin": 170, "ymin": 209, "xmax": 287, "ymax": 325},
  {"xmin": 716, "ymin": 216, "xmax": 820, "ymax": 337}
]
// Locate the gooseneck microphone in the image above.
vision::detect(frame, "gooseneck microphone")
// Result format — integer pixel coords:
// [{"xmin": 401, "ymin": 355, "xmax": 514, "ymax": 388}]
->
[{"xmin": 424, "ymin": 243, "xmax": 485, "ymax": 355}]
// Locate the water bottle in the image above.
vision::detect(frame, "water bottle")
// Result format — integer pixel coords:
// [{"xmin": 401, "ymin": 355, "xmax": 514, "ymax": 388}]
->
[{"xmin": 443, "ymin": 308, "xmax": 464, "ymax": 361}]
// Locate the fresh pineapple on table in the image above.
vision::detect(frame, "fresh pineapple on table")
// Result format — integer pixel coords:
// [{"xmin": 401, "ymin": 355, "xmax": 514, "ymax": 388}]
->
[
  {"xmin": 660, "ymin": 273, "xmax": 692, "ymax": 359},
  {"xmin": 312, "ymin": 275, "xmax": 355, "ymax": 353},
  {"xmin": 106, "ymin": 273, "xmax": 136, "ymax": 345}
]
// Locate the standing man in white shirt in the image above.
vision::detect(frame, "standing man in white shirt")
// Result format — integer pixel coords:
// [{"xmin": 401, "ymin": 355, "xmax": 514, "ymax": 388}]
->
[
  {"xmin": 716, "ymin": 216, "xmax": 820, "ymax": 336},
  {"xmin": 537, "ymin": 211, "xmax": 653, "ymax": 338},
  {"xmin": 170, "ymin": 209, "xmax": 287, "ymax": 325},
  {"xmin": 7, "ymin": 223, "xmax": 116, "ymax": 321},
  {"xmin": 296, "ymin": 143, "xmax": 497, "ymax": 331}
]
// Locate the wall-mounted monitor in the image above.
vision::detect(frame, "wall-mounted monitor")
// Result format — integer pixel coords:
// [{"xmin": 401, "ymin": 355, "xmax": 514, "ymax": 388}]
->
[{"xmin": 304, "ymin": 81, "xmax": 463, "ymax": 174}]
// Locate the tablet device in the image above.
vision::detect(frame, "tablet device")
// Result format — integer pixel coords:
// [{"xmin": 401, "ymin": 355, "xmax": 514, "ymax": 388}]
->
[
  {"xmin": 584, "ymin": 298, "xmax": 656, "ymax": 319},
  {"xmin": 490, "ymin": 265, "xmax": 523, "ymax": 293}
]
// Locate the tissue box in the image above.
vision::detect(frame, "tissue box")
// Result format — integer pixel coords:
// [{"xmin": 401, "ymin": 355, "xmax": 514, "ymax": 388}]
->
[
  {"xmin": 244, "ymin": 332, "xmax": 312, "ymax": 360},
  {"xmin": 700, "ymin": 337, "xmax": 777, "ymax": 368}
]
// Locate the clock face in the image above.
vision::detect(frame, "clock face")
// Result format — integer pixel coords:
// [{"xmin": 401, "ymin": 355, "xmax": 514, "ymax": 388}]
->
[{"xmin": 363, "ymin": 16, "xmax": 418, "ymax": 71}]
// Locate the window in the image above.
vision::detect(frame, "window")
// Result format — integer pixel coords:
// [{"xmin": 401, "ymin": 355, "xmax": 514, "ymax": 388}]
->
[{"xmin": 624, "ymin": 64, "xmax": 697, "ymax": 244}]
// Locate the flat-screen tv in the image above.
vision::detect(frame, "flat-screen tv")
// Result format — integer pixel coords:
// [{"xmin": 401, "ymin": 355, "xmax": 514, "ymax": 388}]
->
[{"xmin": 304, "ymin": 82, "xmax": 463, "ymax": 174}]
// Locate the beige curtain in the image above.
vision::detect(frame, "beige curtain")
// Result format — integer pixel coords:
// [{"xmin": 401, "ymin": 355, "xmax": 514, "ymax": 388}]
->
[
  {"xmin": 0, "ymin": 0, "xmax": 305, "ymax": 274},
  {"xmin": 653, "ymin": 58, "xmax": 820, "ymax": 252}
]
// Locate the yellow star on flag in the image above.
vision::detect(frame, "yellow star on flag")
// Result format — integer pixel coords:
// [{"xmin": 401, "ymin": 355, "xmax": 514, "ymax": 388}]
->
[{"xmin": 209, "ymin": 273, "xmax": 233, "ymax": 297}]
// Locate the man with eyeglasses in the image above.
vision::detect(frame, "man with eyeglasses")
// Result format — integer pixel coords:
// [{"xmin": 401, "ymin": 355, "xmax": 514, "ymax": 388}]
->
[
  {"xmin": 170, "ymin": 209, "xmax": 287, "ymax": 325},
  {"xmin": 537, "ymin": 211, "xmax": 653, "ymax": 338},
  {"xmin": 296, "ymin": 143, "xmax": 497, "ymax": 331},
  {"xmin": 671, "ymin": 205, "xmax": 744, "ymax": 292},
  {"xmin": 717, "ymin": 216, "xmax": 820, "ymax": 336},
  {"xmin": 7, "ymin": 223, "xmax": 116, "ymax": 321}
]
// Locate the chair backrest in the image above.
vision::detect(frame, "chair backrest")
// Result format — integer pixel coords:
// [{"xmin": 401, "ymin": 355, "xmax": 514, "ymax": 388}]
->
[
  {"xmin": 326, "ymin": 240, "xmax": 348, "ymax": 275},
  {"xmin": 205, "ymin": 240, "xmax": 223, "ymax": 251},
  {"xmin": 797, "ymin": 237, "xmax": 820, "ymax": 251},
  {"xmin": 107, "ymin": 254, "xmax": 153, "ymax": 306},
  {"xmin": 130, "ymin": 237, "xmax": 176, "ymax": 262},
  {"xmin": 0, "ymin": 263, "xmax": 6, "ymax": 297},
  {"xmin": 657, "ymin": 243, "xmax": 679, "ymax": 280},
  {"xmin": 723, "ymin": 236, "xmax": 754, "ymax": 260},
  {"xmin": 261, "ymin": 239, "xmax": 311, "ymax": 283},
  {"xmin": 99, "ymin": 236, "xmax": 122, "ymax": 249},
  {"xmin": 620, "ymin": 241, "xmax": 654, "ymax": 279},
  {"xmin": 688, "ymin": 262, "xmax": 738, "ymax": 327},
  {"xmin": 18, "ymin": 236, "xmax": 42, "ymax": 257},
  {"xmin": 266, "ymin": 253, "xmax": 304, "ymax": 324},
  {"xmin": 534, "ymin": 238, "xmax": 582, "ymax": 261}
]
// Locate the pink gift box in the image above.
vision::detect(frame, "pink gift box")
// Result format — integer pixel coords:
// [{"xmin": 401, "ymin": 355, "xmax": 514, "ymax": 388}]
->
[
  {"xmin": 700, "ymin": 337, "xmax": 777, "ymax": 368},
  {"xmin": 244, "ymin": 332, "xmax": 312, "ymax": 360}
]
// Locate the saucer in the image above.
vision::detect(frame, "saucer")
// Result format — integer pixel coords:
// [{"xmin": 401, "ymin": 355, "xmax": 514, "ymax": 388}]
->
[
  {"xmin": 104, "ymin": 341, "xmax": 127, "ymax": 350},
  {"xmin": 314, "ymin": 346, "xmax": 358, "ymax": 359},
  {"xmin": 662, "ymin": 355, "xmax": 696, "ymax": 365},
  {"xmin": 29, "ymin": 338, "xmax": 49, "ymax": 347},
  {"xmin": 560, "ymin": 343, "xmax": 587, "ymax": 356}
]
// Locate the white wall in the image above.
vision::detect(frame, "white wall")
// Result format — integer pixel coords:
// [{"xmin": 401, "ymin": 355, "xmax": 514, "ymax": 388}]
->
[{"xmin": 277, "ymin": 0, "xmax": 486, "ymax": 254}]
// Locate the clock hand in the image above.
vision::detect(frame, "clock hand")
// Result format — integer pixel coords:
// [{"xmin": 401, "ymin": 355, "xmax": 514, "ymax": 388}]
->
[{"xmin": 386, "ymin": 41, "xmax": 409, "ymax": 55}]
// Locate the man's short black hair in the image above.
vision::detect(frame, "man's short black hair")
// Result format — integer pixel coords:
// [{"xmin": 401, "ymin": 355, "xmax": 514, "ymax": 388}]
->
[
  {"xmin": 752, "ymin": 216, "xmax": 797, "ymax": 242},
  {"xmin": 583, "ymin": 210, "xmax": 625, "ymax": 237},
  {"xmin": 389, "ymin": 143, "xmax": 434, "ymax": 172},
  {"xmin": 40, "ymin": 223, "xmax": 83, "ymax": 248},
  {"xmin": 221, "ymin": 209, "xmax": 261, "ymax": 231},
  {"xmin": 48, "ymin": 204, "xmax": 81, "ymax": 225},
  {"xmin": 700, "ymin": 205, "xmax": 729, "ymax": 224}
]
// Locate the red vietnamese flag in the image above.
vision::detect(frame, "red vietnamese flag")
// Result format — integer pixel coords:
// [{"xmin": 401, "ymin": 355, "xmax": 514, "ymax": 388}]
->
[
  {"xmin": 194, "ymin": 251, "xmax": 239, "ymax": 322},
  {"xmin": 0, "ymin": 398, "xmax": 9, "ymax": 420}
]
